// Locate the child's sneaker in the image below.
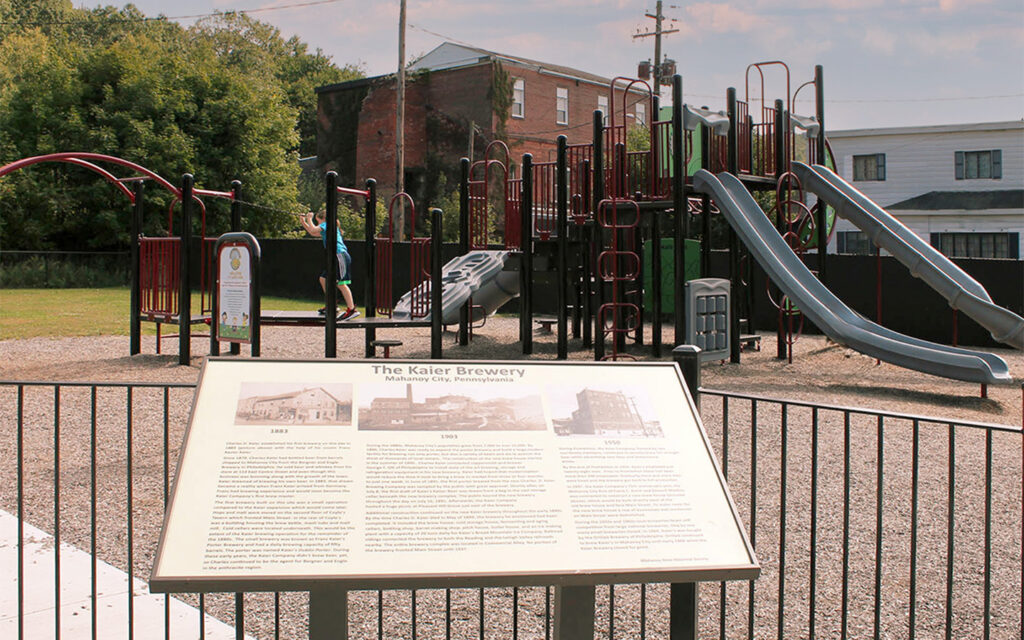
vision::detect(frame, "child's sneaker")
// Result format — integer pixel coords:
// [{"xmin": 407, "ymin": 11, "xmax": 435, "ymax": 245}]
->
[
  {"xmin": 339, "ymin": 308, "xmax": 360, "ymax": 321},
  {"xmin": 317, "ymin": 307, "xmax": 326, "ymax": 316}
]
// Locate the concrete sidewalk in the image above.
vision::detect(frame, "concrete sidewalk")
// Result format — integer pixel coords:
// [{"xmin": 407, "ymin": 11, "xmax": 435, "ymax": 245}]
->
[{"xmin": 1, "ymin": 510, "xmax": 247, "ymax": 639}]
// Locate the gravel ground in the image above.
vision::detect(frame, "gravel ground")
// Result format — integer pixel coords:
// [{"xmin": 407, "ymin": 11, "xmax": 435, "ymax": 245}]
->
[{"xmin": 1, "ymin": 318, "xmax": 1021, "ymax": 638}]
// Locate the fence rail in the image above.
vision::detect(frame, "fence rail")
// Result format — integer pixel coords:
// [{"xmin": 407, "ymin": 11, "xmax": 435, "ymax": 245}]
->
[{"xmin": 2, "ymin": 380, "xmax": 1020, "ymax": 639}]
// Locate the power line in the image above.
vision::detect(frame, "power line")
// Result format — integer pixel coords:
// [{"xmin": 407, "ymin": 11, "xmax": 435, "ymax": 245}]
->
[
  {"xmin": 0, "ymin": 0, "xmax": 344, "ymax": 27},
  {"xmin": 169, "ymin": 0, "xmax": 345, "ymax": 21},
  {"xmin": 405, "ymin": 21, "xmax": 1015, "ymax": 107},
  {"xmin": 407, "ymin": 23, "xmax": 480, "ymax": 50}
]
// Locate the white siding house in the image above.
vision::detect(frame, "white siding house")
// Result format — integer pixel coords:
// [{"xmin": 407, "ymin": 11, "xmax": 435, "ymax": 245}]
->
[{"xmin": 826, "ymin": 121, "xmax": 1023, "ymax": 259}]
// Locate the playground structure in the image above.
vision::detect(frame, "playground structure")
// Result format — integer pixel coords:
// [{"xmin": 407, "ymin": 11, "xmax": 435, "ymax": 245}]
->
[
  {"xmin": 431, "ymin": 65, "xmax": 841, "ymax": 364},
  {"xmin": 414, "ymin": 61, "xmax": 1019, "ymax": 382},
  {"xmin": 0, "ymin": 153, "xmax": 235, "ymax": 361},
  {"xmin": 0, "ymin": 154, "xmax": 446, "ymax": 363},
  {"xmin": 2, "ymin": 60, "xmax": 1020, "ymax": 384}
]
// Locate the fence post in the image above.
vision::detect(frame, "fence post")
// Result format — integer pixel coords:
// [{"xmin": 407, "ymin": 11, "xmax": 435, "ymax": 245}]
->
[
  {"xmin": 670, "ymin": 343, "xmax": 701, "ymax": 640},
  {"xmin": 672, "ymin": 345, "xmax": 701, "ymax": 415},
  {"xmin": 308, "ymin": 587, "xmax": 348, "ymax": 640},
  {"xmin": 553, "ymin": 585, "xmax": 595, "ymax": 639}
]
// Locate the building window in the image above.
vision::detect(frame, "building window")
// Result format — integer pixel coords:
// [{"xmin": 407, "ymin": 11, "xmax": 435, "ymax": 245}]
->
[
  {"xmin": 853, "ymin": 154, "xmax": 885, "ymax": 181},
  {"xmin": 931, "ymin": 232, "xmax": 1017, "ymax": 259},
  {"xmin": 597, "ymin": 95, "xmax": 608, "ymax": 118},
  {"xmin": 635, "ymin": 102, "xmax": 646, "ymax": 126},
  {"xmin": 836, "ymin": 231, "xmax": 873, "ymax": 255},
  {"xmin": 955, "ymin": 150, "xmax": 1002, "ymax": 180},
  {"xmin": 556, "ymin": 87, "xmax": 568, "ymax": 125},
  {"xmin": 511, "ymin": 78, "xmax": 524, "ymax": 118}
]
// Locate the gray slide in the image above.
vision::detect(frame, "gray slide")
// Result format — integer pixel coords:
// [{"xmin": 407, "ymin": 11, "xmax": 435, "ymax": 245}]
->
[
  {"xmin": 693, "ymin": 169, "xmax": 1012, "ymax": 385},
  {"xmin": 794, "ymin": 162, "xmax": 1023, "ymax": 350},
  {"xmin": 393, "ymin": 250, "xmax": 519, "ymax": 324}
]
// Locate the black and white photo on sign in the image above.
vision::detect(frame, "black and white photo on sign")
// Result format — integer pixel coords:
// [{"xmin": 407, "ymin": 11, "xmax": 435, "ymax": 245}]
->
[
  {"xmin": 358, "ymin": 382, "xmax": 546, "ymax": 431},
  {"xmin": 235, "ymin": 382, "xmax": 354, "ymax": 426},
  {"xmin": 547, "ymin": 384, "xmax": 662, "ymax": 437}
]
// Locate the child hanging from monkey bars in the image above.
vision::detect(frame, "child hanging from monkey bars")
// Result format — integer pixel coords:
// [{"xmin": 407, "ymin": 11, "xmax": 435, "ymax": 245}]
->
[{"xmin": 300, "ymin": 211, "xmax": 360, "ymax": 321}]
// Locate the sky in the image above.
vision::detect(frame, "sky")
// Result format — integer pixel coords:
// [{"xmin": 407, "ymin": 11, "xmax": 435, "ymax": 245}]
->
[{"xmin": 79, "ymin": 0, "xmax": 1023, "ymax": 131}]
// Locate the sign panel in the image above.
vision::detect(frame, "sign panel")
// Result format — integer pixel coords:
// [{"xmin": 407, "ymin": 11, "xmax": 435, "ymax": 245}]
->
[
  {"xmin": 685, "ymin": 278, "xmax": 731, "ymax": 362},
  {"xmin": 216, "ymin": 243, "xmax": 252, "ymax": 343},
  {"xmin": 151, "ymin": 359, "xmax": 758, "ymax": 593}
]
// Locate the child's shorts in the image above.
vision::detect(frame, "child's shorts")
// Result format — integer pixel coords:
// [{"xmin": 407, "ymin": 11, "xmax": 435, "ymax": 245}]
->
[{"xmin": 321, "ymin": 251, "xmax": 353, "ymax": 285}]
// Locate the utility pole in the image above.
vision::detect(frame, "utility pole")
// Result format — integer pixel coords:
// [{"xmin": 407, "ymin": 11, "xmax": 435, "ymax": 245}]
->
[
  {"xmin": 395, "ymin": 0, "xmax": 407, "ymax": 239},
  {"xmin": 633, "ymin": 1, "xmax": 678, "ymax": 92}
]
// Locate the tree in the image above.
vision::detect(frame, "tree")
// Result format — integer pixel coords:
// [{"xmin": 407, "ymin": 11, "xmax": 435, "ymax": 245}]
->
[
  {"xmin": 0, "ymin": 4, "xmax": 363, "ymax": 250},
  {"xmin": 192, "ymin": 12, "xmax": 362, "ymax": 157}
]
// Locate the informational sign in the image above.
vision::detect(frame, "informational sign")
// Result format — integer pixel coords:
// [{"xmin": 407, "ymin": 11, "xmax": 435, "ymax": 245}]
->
[
  {"xmin": 150, "ymin": 359, "xmax": 758, "ymax": 593},
  {"xmin": 216, "ymin": 243, "xmax": 252, "ymax": 343}
]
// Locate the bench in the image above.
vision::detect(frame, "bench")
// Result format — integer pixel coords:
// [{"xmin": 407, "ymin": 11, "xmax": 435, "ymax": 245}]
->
[
  {"xmin": 739, "ymin": 334, "xmax": 762, "ymax": 351},
  {"xmin": 534, "ymin": 316, "xmax": 557, "ymax": 334}
]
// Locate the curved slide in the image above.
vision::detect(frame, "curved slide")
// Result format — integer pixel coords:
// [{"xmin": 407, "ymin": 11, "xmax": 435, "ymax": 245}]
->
[
  {"xmin": 693, "ymin": 169, "xmax": 1011, "ymax": 385},
  {"xmin": 794, "ymin": 162, "xmax": 1023, "ymax": 350},
  {"xmin": 393, "ymin": 250, "xmax": 520, "ymax": 324}
]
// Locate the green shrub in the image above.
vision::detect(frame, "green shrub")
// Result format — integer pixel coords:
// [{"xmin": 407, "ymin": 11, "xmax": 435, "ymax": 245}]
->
[{"xmin": 0, "ymin": 254, "xmax": 130, "ymax": 288}]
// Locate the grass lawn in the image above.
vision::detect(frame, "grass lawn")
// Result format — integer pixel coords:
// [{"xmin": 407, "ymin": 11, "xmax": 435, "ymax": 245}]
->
[{"xmin": 0, "ymin": 288, "xmax": 319, "ymax": 340}]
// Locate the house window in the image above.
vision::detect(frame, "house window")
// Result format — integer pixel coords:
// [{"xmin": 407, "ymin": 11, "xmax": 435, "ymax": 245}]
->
[
  {"xmin": 853, "ymin": 154, "xmax": 885, "ymax": 181},
  {"xmin": 635, "ymin": 102, "xmax": 646, "ymax": 126},
  {"xmin": 836, "ymin": 231, "xmax": 873, "ymax": 255},
  {"xmin": 556, "ymin": 87, "xmax": 568, "ymax": 125},
  {"xmin": 931, "ymin": 232, "xmax": 1017, "ymax": 259},
  {"xmin": 955, "ymin": 150, "xmax": 1002, "ymax": 180},
  {"xmin": 597, "ymin": 95, "xmax": 608, "ymax": 117},
  {"xmin": 511, "ymin": 78, "xmax": 524, "ymax": 118}
]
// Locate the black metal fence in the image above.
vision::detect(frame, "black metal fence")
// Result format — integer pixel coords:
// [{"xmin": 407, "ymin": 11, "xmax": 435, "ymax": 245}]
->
[{"xmin": 2, "ymin": 380, "xmax": 1021, "ymax": 638}]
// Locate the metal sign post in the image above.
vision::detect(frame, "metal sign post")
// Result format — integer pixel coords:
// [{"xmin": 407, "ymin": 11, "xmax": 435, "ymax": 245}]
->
[{"xmin": 211, "ymin": 232, "xmax": 261, "ymax": 358}]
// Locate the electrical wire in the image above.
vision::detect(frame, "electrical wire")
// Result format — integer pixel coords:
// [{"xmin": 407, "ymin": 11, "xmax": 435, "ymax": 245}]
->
[{"xmin": 408, "ymin": 23, "xmax": 1021, "ymax": 108}]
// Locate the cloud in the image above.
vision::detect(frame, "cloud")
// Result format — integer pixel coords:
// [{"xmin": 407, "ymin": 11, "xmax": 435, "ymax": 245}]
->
[
  {"xmin": 685, "ymin": 3, "xmax": 763, "ymax": 34},
  {"xmin": 904, "ymin": 29, "xmax": 984, "ymax": 55},
  {"xmin": 937, "ymin": 0, "xmax": 996, "ymax": 11},
  {"xmin": 862, "ymin": 27, "xmax": 898, "ymax": 55}
]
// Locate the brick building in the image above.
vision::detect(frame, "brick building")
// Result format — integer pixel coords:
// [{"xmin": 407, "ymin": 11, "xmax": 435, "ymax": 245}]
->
[
  {"xmin": 236, "ymin": 387, "xmax": 351, "ymax": 424},
  {"xmin": 315, "ymin": 42, "xmax": 650, "ymax": 204}
]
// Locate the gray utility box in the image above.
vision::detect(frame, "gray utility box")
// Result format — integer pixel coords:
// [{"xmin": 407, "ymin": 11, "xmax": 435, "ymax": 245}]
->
[{"xmin": 685, "ymin": 278, "xmax": 730, "ymax": 362}]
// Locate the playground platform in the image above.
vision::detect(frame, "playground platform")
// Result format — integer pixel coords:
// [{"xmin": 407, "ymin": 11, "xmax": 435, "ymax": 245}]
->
[{"xmin": 257, "ymin": 310, "xmax": 432, "ymax": 329}]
